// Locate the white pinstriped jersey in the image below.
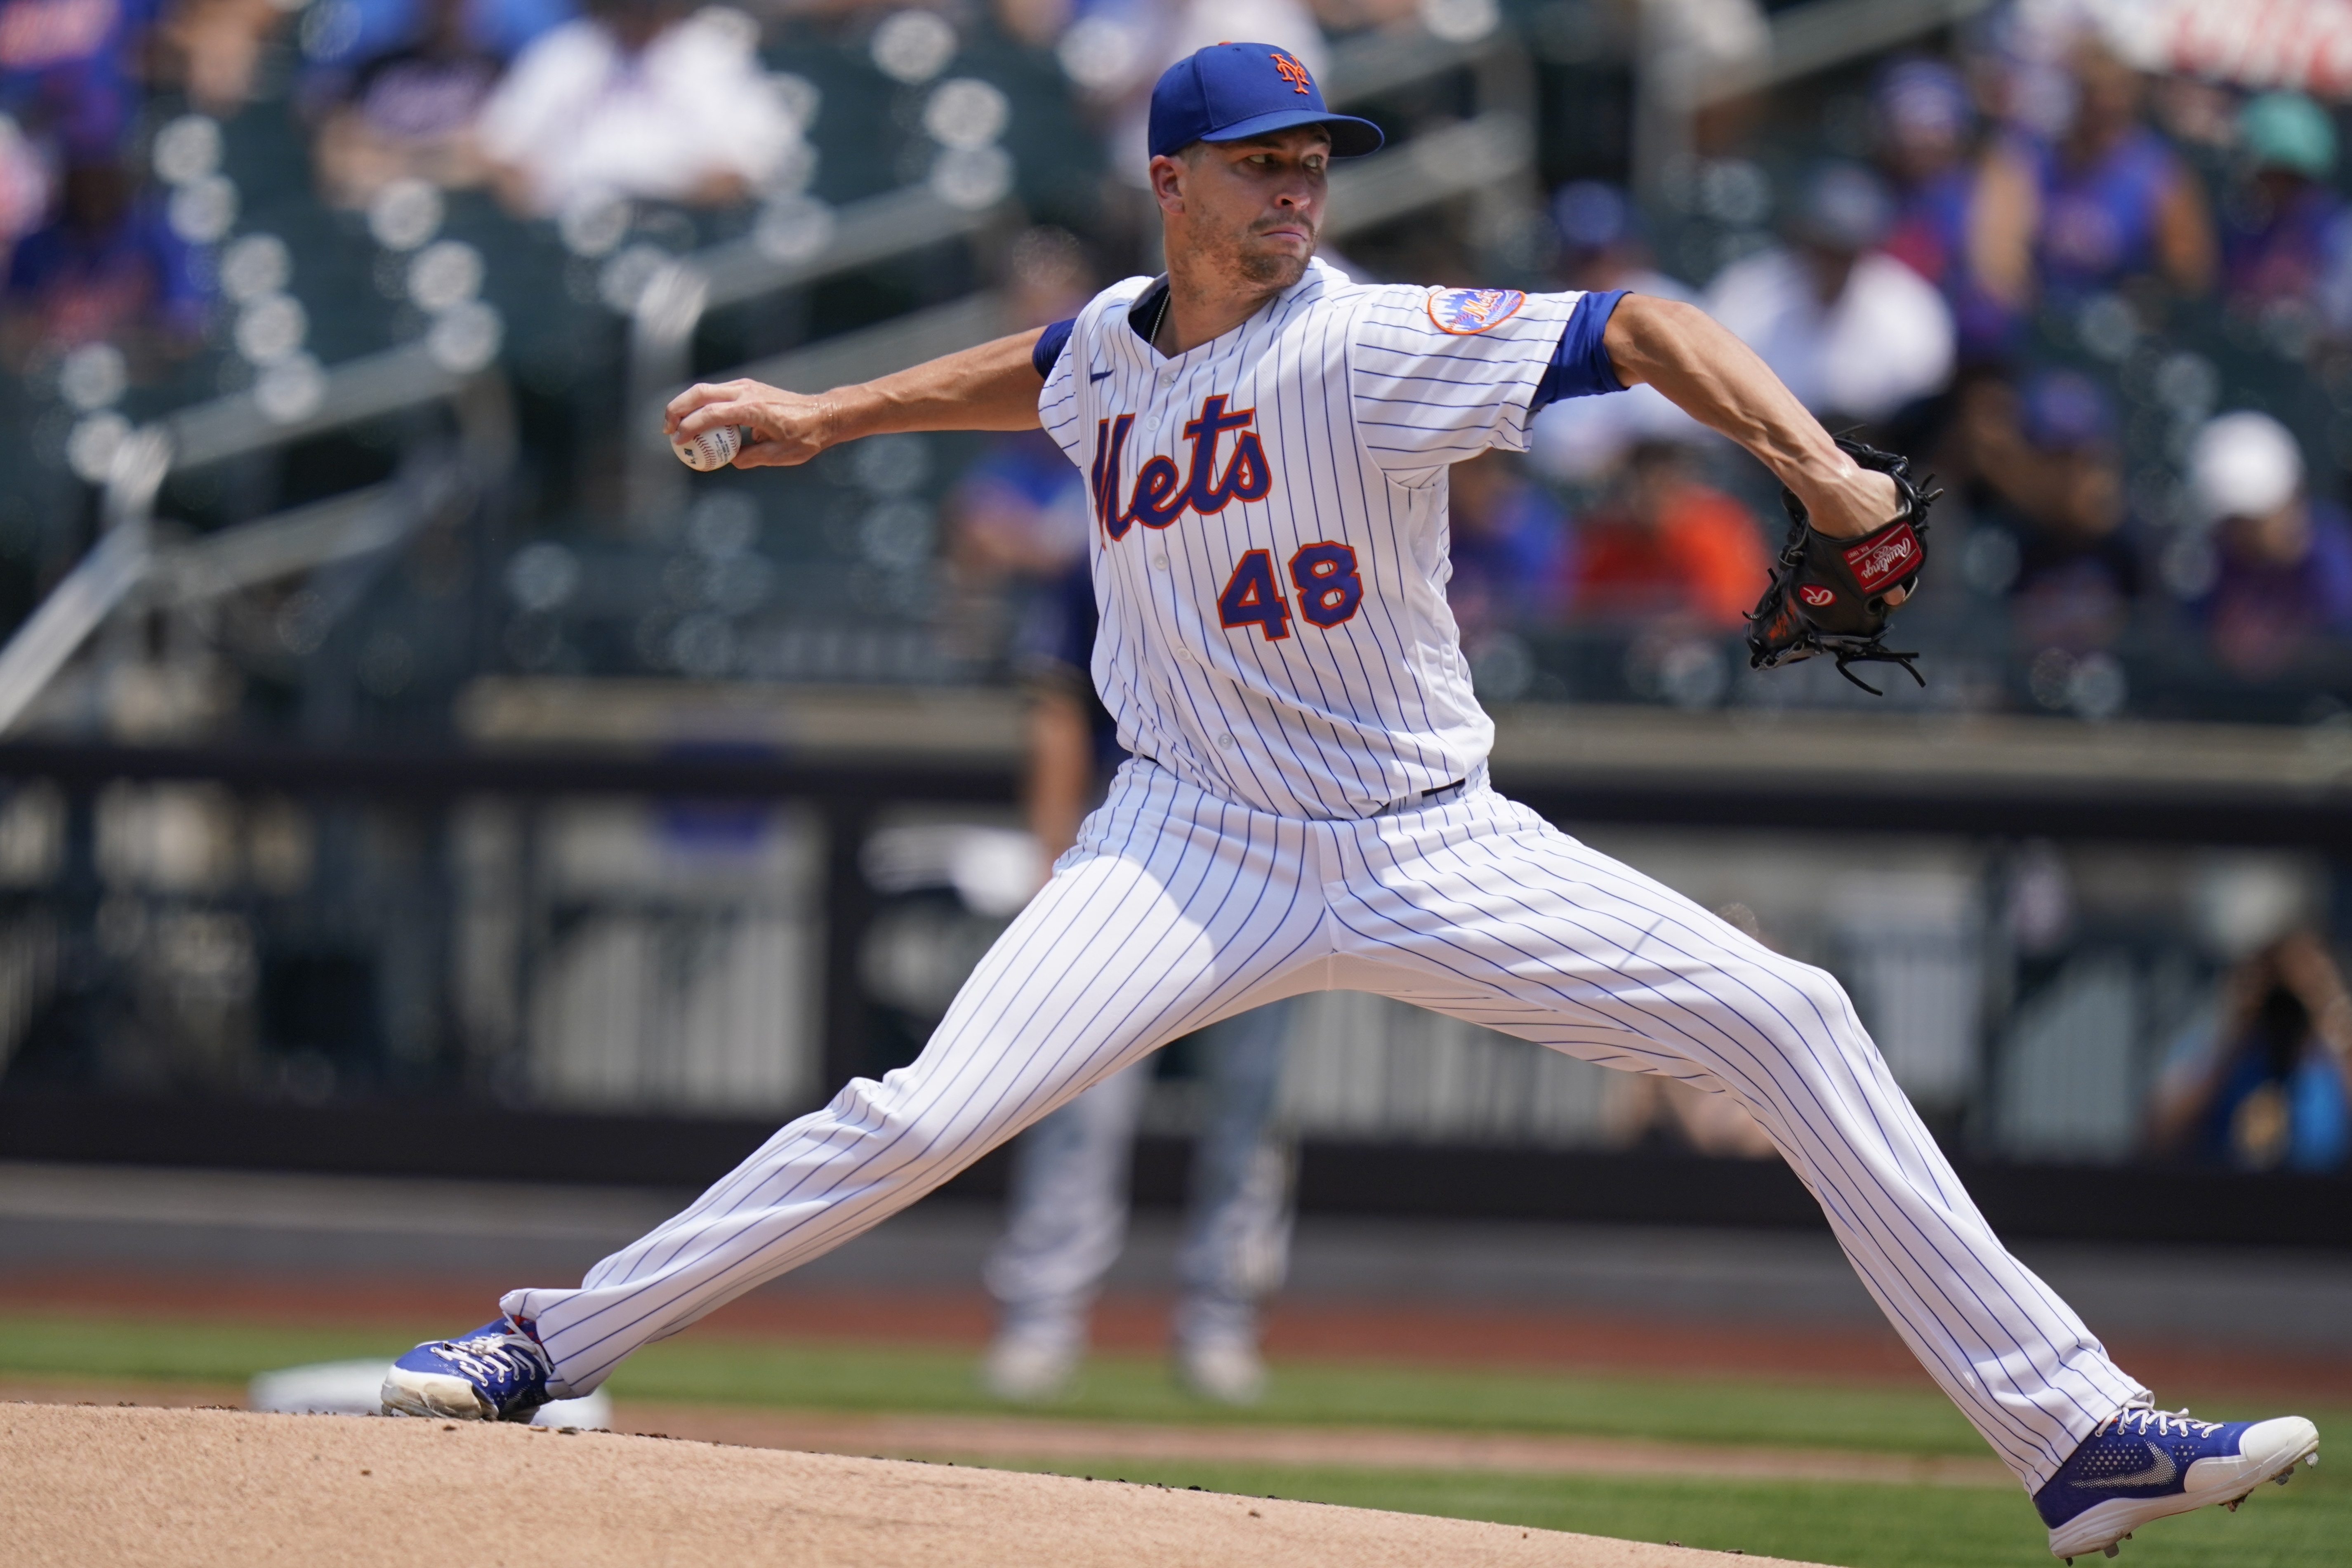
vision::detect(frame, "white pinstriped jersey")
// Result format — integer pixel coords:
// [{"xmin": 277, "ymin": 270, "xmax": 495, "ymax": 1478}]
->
[
  {"xmin": 1038, "ymin": 257, "xmax": 1607, "ymax": 820},
  {"xmin": 509, "ymin": 259, "xmax": 2149, "ymax": 1506}
]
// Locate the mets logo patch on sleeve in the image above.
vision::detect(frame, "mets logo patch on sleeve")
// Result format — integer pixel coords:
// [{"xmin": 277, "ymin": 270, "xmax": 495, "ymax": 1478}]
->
[{"xmin": 1427, "ymin": 287, "xmax": 1525, "ymax": 334}]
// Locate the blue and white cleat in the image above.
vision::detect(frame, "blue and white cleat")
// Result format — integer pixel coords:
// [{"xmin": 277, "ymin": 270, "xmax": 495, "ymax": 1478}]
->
[
  {"xmin": 2036, "ymin": 1402, "xmax": 2319, "ymax": 1561},
  {"xmin": 380, "ymin": 1316, "xmax": 555, "ymax": 1422}
]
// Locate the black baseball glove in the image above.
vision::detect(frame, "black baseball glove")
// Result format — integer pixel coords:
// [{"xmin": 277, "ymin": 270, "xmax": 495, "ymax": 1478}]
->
[{"xmin": 1745, "ymin": 438, "xmax": 1939, "ymax": 695}]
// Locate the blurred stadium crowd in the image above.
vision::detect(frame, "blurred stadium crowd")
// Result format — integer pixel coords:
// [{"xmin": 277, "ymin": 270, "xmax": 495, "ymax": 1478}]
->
[
  {"xmin": 2, "ymin": 0, "xmax": 2351, "ymax": 1180},
  {"xmin": 14, "ymin": 0, "xmax": 2352, "ymax": 725}
]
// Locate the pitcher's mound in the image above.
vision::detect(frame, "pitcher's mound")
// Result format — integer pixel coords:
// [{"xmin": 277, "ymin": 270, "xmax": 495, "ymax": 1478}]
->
[{"xmin": 1, "ymin": 1402, "xmax": 1829, "ymax": 1567}]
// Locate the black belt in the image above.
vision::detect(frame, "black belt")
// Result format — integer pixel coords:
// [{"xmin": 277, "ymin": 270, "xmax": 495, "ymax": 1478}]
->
[{"xmin": 1372, "ymin": 775, "xmax": 1471, "ymax": 817}]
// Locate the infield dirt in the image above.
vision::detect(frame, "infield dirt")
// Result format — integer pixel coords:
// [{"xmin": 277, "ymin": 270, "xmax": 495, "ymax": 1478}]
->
[{"xmin": 2, "ymin": 1401, "xmax": 1831, "ymax": 1568}]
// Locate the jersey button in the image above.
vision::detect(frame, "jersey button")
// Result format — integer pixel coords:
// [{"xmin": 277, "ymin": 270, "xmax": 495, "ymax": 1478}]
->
[
  {"xmin": 1150, "ymin": 553, "xmax": 1168, "ymax": 570},
  {"xmin": 1216, "ymin": 733, "xmax": 1237, "ymax": 751}
]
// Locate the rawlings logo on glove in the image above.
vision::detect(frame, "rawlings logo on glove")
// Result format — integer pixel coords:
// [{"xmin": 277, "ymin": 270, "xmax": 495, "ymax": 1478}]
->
[
  {"xmin": 1843, "ymin": 526, "xmax": 1921, "ymax": 592},
  {"xmin": 1746, "ymin": 438, "xmax": 1939, "ymax": 695}
]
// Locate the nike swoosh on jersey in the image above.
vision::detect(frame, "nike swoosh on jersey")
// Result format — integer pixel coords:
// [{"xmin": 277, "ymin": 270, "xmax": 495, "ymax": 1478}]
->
[
  {"xmin": 1089, "ymin": 370, "xmax": 1113, "ymax": 382},
  {"xmin": 2073, "ymin": 1445, "xmax": 2178, "ymax": 1490}
]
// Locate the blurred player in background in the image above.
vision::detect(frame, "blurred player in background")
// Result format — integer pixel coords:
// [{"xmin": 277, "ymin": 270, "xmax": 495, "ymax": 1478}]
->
[
  {"xmin": 938, "ymin": 228, "xmax": 1101, "ymax": 665},
  {"xmin": 985, "ymin": 557, "xmax": 1299, "ymax": 1405}
]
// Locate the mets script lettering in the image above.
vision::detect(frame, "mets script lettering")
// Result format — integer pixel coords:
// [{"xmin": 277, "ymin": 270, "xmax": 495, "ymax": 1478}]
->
[{"xmin": 1091, "ymin": 395, "xmax": 1274, "ymax": 540}]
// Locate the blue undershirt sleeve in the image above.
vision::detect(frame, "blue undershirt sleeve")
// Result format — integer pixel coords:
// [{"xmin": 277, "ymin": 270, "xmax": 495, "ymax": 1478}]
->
[
  {"xmin": 1033, "ymin": 318, "xmax": 1076, "ymax": 378},
  {"xmin": 1527, "ymin": 289, "xmax": 1630, "ymax": 414}
]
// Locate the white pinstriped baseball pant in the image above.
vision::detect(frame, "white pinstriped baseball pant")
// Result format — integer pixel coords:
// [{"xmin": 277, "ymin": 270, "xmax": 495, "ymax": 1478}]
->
[{"xmin": 505, "ymin": 758, "xmax": 2145, "ymax": 1493}]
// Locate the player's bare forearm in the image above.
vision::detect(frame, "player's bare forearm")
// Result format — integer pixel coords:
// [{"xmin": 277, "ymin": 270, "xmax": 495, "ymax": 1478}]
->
[
  {"xmin": 1603, "ymin": 295, "xmax": 1899, "ymax": 540},
  {"xmin": 665, "ymin": 328, "xmax": 1047, "ymax": 469}
]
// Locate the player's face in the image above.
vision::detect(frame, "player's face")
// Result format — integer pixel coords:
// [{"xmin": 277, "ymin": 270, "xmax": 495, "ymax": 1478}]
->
[{"xmin": 1158, "ymin": 129, "xmax": 1330, "ymax": 292}]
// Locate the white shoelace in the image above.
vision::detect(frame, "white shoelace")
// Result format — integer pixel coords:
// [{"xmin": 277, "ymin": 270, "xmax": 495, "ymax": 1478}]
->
[
  {"xmin": 2107, "ymin": 1402, "xmax": 2220, "ymax": 1441},
  {"xmin": 429, "ymin": 1334, "xmax": 544, "ymax": 1387}
]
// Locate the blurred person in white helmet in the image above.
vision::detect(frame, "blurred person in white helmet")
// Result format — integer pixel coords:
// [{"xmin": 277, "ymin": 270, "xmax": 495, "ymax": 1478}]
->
[{"xmin": 2181, "ymin": 411, "xmax": 2352, "ymax": 680}]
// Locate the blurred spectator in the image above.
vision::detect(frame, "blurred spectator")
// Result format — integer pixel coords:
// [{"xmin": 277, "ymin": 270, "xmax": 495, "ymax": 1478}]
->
[
  {"xmin": 1529, "ymin": 180, "xmax": 1711, "ymax": 485},
  {"xmin": 0, "ymin": 0, "xmax": 150, "ymax": 157},
  {"xmin": 2181, "ymin": 411, "xmax": 2352, "ymax": 680},
  {"xmin": 156, "ymin": 0, "xmax": 297, "ymax": 113},
  {"xmin": 1001, "ymin": 0, "xmax": 1419, "ymax": 56},
  {"xmin": 305, "ymin": 0, "xmax": 576, "ymax": 207},
  {"xmin": 476, "ymin": 0, "xmax": 796, "ymax": 217},
  {"xmin": 1972, "ymin": 36, "xmax": 2214, "ymax": 313},
  {"xmin": 1707, "ymin": 162, "xmax": 1955, "ymax": 426},
  {"xmin": 0, "ymin": 111, "xmax": 47, "ymax": 260},
  {"xmin": 2148, "ymin": 72, "xmax": 2241, "ymax": 160},
  {"xmin": 1874, "ymin": 55, "xmax": 2020, "ymax": 360},
  {"xmin": 1444, "ymin": 450, "xmax": 1570, "ymax": 649},
  {"xmin": 1955, "ymin": 368, "xmax": 2141, "ymax": 651},
  {"xmin": 2218, "ymin": 92, "xmax": 2352, "ymax": 343},
  {"xmin": 1052, "ymin": 0, "xmax": 1329, "ymax": 189},
  {"xmin": 1564, "ymin": 440, "xmax": 1768, "ymax": 630},
  {"xmin": 2, "ymin": 150, "xmax": 208, "ymax": 371},
  {"xmin": 2149, "ymin": 929, "xmax": 2352, "ymax": 1171}
]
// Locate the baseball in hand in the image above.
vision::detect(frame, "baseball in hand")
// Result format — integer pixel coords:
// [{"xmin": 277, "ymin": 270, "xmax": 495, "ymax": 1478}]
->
[{"xmin": 674, "ymin": 424, "xmax": 742, "ymax": 471}]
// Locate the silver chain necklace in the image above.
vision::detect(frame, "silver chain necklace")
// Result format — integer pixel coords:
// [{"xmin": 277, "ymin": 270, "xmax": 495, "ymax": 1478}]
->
[{"xmin": 1146, "ymin": 285, "xmax": 1171, "ymax": 353}]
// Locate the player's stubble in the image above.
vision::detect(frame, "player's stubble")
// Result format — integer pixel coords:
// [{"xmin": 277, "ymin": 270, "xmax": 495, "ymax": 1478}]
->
[
  {"xmin": 1162, "ymin": 135, "xmax": 1328, "ymax": 326},
  {"xmin": 1213, "ymin": 214, "xmax": 1317, "ymax": 292}
]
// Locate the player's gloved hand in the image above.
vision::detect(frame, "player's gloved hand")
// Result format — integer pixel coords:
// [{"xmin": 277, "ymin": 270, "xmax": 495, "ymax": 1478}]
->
[
  {"xmin": 1745, "ymin": 437, "xmax": 1939, "ymax": 695},
  {"xmin": 665, "ymin": 379, "xmax": 830, "ymax": 469}
]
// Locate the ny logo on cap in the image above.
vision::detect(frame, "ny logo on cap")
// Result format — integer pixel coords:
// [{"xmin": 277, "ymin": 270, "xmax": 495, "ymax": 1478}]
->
[{"xmin": 1270, "ymin": 52, "xmax": 1312, "ymax": 94}]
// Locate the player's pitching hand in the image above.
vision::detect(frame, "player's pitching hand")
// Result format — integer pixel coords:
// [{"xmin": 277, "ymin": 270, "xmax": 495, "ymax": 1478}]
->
[
  {"xmin": 1795, "ymin": 463, "xmax": 1910, "ymax": 606},
  {"xmin": 665, "ymin": 379, "xmax": 830, "ymax": 469}
]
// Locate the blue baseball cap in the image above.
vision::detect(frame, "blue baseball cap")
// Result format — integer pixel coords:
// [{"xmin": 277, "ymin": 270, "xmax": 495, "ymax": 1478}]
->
[{"xmin": 1147, "ymin": 42, "xmax": 1384, "ymax": 161}]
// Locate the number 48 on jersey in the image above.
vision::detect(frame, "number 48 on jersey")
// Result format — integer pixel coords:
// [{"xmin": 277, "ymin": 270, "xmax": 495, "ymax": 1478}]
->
[{"xmin": 1217, "ymin": 543, "xmax": 1363, "ymax": 641}]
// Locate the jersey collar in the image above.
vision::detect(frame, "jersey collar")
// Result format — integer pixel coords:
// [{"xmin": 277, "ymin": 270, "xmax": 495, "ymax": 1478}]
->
[{"xmin": 1120, "ymin": 258, "xmax": 1333, "ymax": 369}]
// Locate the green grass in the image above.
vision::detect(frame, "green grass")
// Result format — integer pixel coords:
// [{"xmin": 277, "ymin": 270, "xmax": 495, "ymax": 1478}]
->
[
  {"xmin": 0, "ymin": 1311, "xmax": 1987, "ymax": 1455},
  {"xmin": 0, "ymin": 1314, "xmax": 417, "ymax": 1390},
  {"xmin": 2, "ymin": 1311, "xmax": 2341, "ymax": 1568},
  {"xmin": 610, "ymin": 1338, "xmax": 2008, "ymax": 1457},
  {"xmin": 921, "ymin": 1460, "xmax": 2346, "ymax": 1568}
]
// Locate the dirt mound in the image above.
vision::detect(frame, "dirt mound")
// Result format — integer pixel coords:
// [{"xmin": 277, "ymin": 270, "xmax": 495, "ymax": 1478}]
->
[{"xmin": 2, "ymin": 1401, "xmax": 1828, "ymax": 1568}]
